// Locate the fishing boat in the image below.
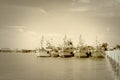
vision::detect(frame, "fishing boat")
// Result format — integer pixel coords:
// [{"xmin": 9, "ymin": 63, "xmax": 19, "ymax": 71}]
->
[
  {"xmin": 59, "ymin": 49, "xmax": 74, "ymax": 58},
  {"xmin": 74, "ymin": 46, "xmax": 93, "ymax": 58},
  {"xmin": 74, "ymin": 35, "xmax": 89, "ymax": 58},
  {"xmin": 36, "ymin": 48, "xmax": 51, "ymax": 57},
  {"xmin": 92, "ymin": 36, "xmax": 105, "ymax": 58},
  {"xmin": 74, "ymin": 35, "xmax": 105, "ymax": 58},
  {"xmin": 74, "ymin": 50, "xmax": 87, "ymax": 58},
  {"xmin": 51, "ymin": 50, "xmax": 59, "ymax": 57},
  {"xmin": 36, "ymin": 36, "xmax": 51, "ymax": 57},
  {"xmin": 51, "ymin": 46, "xmax": 62, "ymax": 57},
  {"xmin": 92, "ymin": 47, "xmax": 105, "ymax": 58},
  {"xmin": 59, "ymin": 36, "xmax": 74, "ymax": 58}
]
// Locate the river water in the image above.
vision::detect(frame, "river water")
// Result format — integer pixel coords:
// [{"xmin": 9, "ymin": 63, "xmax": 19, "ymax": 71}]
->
[{"xmin": 0, "ymin": 53, "xmax": 115, "ymax": 80}]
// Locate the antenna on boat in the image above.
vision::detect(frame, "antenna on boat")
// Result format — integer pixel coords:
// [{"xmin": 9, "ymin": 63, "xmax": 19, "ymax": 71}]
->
[
  {"xmin": 41, "ymin": 36, "xmax": 44, "ymax": 49},
  {"xmin": 77, "ymin": 34, "xmax": 83, "ymax": 49},
  {"xmin": 50, "ymin": 38, "xmax": 53, "ymax": 46},
  {"xmin": 79, "ymin": 34, "xmax": 83, "ymax": 46},
  {"xmin": 96, "ymin": 36, "xmax": 98, "ymax": 48},
  {"xmin": 63, "ymin": 35, "xmax": 67, "ymax": 48}
]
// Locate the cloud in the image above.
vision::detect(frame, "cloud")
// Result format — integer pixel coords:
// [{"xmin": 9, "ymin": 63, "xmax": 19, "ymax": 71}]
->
[
  {"xmin": 69, "ymin": 0, "xmax": 120, "ymax": 17},
  {"xmin": 106, "ymin": 27, "xmax": 110, "ymax": 32},
  {"xmin": 0, "ymin": 4, "xmax": 47, "ymax": 16},
  {"xmin": 79, "ymin": 0, "xmax": 91, "ymax": 3},
  {"xmin": 18, "ymin": 28, "xmax": 24, "ymax": 32},
  {"xmin": 13, "ymin": 5, "xmax": 47, "ymax": 15},
  {"xmin": 39, "ymin": 8, "xmax": 47, "ymax": 14},
  {"xmin": 72, "ymin": 0, "xmax": 91, "ymax": 4},
  {"xmin": 69, "ymin": 7, "xmax": 89, "ymax": 12},
  {"xmin": 0, "ymin": 25, "xmax": 38, "ymax": 40},
  {"xmin": 26, "ymin": 30, "xmax": 38, "ymax": 36},
  {"xmin": 0, "ymin": 26, "xmax": 26, "ymax": 32},
  {"xmin": 115, "ymin": 0, "xmax": 120, "ymax": 2},
  {"xmin": 7, "ymin": 26, "xmax": 26, "ymax": 32},
  {"xmin": 10, "ymin": 26, "xmax": 37, "ymax": 36}
]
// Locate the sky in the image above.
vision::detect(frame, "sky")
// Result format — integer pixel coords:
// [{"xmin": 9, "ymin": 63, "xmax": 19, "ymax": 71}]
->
[{"xmin": 0, "ymin": 0, "xmax": 120, "ymax": 49}]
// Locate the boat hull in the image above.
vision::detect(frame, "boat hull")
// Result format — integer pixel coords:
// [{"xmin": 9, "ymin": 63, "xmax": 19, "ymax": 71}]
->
[
  {"xmin": 74, "ymin": 51, "xmax": 88, "ymax": 58},
  {"xmin": 92, "ymin": 51, "xmax": 105, "ymax": 58},
  {"xmin": 36, "ymin": 51, "xmax": 51, "ymax": 57},
  {"xmin": 59, "ymin": 52, "xmax": 74, "ymax": 58},
  {"xmin": 51, "ymin": 52, "xmax": 59, "ymax": 57}
]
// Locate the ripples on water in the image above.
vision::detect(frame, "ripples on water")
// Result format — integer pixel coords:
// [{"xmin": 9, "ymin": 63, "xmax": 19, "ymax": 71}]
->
[{"xmin": 0, "ymin": 53, "xmax": 117, "ymax": 80}]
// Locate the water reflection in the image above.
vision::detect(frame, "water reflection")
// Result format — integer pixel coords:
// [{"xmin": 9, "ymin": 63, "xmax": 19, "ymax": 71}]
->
[{"xmin": 0, "ymin": 53, "xmax": 115, "ymax": 80}]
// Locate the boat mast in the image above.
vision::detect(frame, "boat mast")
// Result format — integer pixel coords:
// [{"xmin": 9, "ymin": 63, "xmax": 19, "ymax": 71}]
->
[
  {"xmin": 79, "ymin": 35, "xmax": 82, "ymax": 46},
  {"xmin": 78, "ymin": 34, "xmax": 83, "ymax": 47},
  {"xmin": 63, "ymin": 35, "xmax": 67, "ymax": 48},
  {"xmin": 96, "ymin": 36, "xmax": 98, "ymax": 49},
  {"xmin": 40, "ymin": 36, "xmax": 44, "ymax": 49}
]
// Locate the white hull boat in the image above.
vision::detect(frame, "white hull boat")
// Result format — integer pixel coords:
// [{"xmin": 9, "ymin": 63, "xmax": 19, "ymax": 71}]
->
[{"xmin": 36, "ymin": 50, "xmax": 51, "ymax": 57}]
